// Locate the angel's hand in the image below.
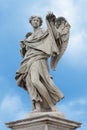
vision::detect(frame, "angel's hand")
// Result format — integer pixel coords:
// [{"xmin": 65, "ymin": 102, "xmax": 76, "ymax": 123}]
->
[
  {"xmin": 20, "ymin": 40, "xmax": 25, "ymax": 48},
  {"xmin": 52, "ymin": 52, "xmax": 57, "ymax": 57},
  {"xmin": 20, "ymin": 40, "xmax": 24, "ymax": 43},
  {"xmin": 46, "ymin": 11, "xmax": 56, "ymax": 23}
]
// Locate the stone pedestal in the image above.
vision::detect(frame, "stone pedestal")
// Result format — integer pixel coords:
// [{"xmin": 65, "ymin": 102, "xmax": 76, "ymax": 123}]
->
[{"xmin": 6, "ymin": 112, "xmax": 81, "ymax": 130}]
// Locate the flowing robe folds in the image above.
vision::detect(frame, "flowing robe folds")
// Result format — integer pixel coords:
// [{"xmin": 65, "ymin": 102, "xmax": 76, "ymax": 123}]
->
[{"xmin": 15, "ymin": 28, "xmax": 64, "ymax": 110}]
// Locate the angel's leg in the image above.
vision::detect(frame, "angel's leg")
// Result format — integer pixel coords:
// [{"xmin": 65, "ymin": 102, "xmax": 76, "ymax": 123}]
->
[{"xmin": 30, "ymin": 67, "xmax": 54, "ymax": 111}]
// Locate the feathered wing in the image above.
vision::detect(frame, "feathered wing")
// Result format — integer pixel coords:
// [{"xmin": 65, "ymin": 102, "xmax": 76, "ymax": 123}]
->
[{"xmin": 50, "ymin": 17, "xmax": 71, "ymax": 70}]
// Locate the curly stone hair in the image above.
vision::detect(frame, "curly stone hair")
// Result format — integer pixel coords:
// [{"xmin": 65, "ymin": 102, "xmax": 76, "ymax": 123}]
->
[{"xmin": 29, "ymin": 16, "xmax": 43, "ymax": 26}]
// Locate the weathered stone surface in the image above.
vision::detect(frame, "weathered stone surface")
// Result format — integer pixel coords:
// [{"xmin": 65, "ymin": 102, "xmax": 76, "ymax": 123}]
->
[
  {"xmin": 15, "ymin": 12, "xmax": 70, "ymax": 112},
  {"xmin": 25, "ymin": 111, "xmax": 65, "ymax": 119},
  {"xmin": 6, "ymin": 112, "xmax": 81, "ymax": 130}
]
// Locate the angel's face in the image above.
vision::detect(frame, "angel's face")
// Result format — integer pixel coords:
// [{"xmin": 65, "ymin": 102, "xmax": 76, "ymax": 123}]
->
[{"xmin": 31, "ymin": 17, "xmax": 41, "ymax": 28}]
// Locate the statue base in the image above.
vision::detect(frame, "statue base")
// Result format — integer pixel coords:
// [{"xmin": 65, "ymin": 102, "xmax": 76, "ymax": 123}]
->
[{"xmin": 6, "ymin": 112, "xmax": 81, "ymax": 130}]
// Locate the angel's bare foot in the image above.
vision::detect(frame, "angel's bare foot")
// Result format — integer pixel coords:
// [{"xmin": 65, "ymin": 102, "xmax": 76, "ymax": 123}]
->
[
  {"xmin": 32, "ymin": 109, "xmax": 40, "ymax": 113},
  {"xmin": 32, "ymin": 101, "xmax": 42, "ymax": 112}
]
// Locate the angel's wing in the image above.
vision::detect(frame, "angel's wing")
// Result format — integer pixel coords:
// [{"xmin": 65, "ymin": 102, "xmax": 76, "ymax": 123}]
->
[{"xmin": 50, "ymin": 17, "xmax": 71, "ymax": 70}]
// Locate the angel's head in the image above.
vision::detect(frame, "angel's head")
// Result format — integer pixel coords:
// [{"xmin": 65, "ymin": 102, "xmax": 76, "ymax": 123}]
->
[{"xmin": 29, "ymin": 16, "xmax": 43, "ymax": 28}]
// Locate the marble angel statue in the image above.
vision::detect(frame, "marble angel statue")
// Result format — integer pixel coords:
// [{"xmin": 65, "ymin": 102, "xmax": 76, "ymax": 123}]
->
[{"xmin": 15, "ymin": 12, "xmax": 70, "ymax": 112}]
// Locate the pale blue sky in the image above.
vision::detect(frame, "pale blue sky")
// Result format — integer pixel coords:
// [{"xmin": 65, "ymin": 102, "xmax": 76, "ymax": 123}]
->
[{"xmin": 0, "ymin": 0, "xmax": 87, "ymax": 130}]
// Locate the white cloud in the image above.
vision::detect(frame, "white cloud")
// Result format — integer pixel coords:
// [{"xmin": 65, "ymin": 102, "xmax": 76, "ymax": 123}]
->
[
  {"xmin": 49, "ymin": 0, "xmax": 79, "ymax": 25},
  {"xmin": 64, "ymin": 30, "xmax": 87, "ymax": 69},
  {"xmin": 1, "ymin": 95, "xmax": 21, "ymax": 112},
  {"xmin": 0, "ymin": 95, "xmax": 28, "ymax": 120},
  {"xmin": 67, "ymin": 30, "xmax": 87, "ymax": 56},
  {"xmin": 59, "ymin": 104, "xmax": 84, "ymax": 118},
  {"xmin": 58, "ymin": 97, "xmax": 87, "ymax": 120},
  {"xmin": 68, "ymin": 98, "xmax": 87, "ymax": 106},
  {"xmin": 58, "ymin": 98, "xmax": 87, "ymax": 130},
  {"xmin": 78, "ymin": 98, "xmax": 87, "ymax": 105}
]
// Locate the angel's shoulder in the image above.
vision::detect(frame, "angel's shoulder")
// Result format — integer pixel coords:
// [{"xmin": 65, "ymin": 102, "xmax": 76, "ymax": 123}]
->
[{"xmin": 41, "ymin": 28, "xmax": 48, "ymax": 33}]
